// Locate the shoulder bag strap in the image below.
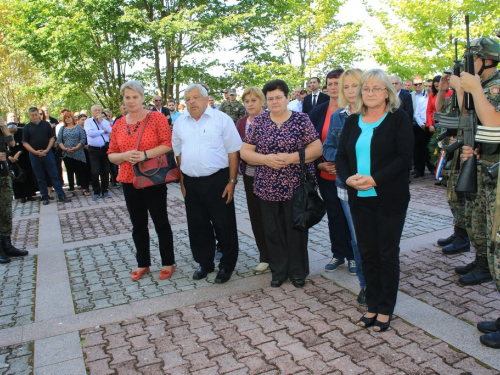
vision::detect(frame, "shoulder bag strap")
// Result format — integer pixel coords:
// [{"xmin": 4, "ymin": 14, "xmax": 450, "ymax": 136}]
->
[{"xmin": 135, "ymin": 112, "xmax": 153, "ymax": 150}]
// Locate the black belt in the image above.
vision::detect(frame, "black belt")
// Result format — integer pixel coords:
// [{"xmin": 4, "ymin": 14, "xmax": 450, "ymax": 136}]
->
[
  {"xmin": 88, "ymin": 145, "xmax": 107, "ymax": 149},
  {"xmin": 183, "ymin": 167, "xmax": 227, "ymax": 180}
]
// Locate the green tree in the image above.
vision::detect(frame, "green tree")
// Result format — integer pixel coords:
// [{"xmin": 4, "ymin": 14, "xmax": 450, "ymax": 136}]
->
[
  {"xmin": 275, "ymin": 0, "xmax": 362, "ymax": 77},
  {"xmin": 366, "ymin": 0, "xmax": 500, "ymax": 79},
  {"xmin": 5, "ymin": 0, "xmax": 139, "ymax": 112}
]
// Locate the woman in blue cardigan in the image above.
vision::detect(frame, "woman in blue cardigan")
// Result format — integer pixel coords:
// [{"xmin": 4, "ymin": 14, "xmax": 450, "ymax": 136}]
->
[{"xmin": 336, "ymin": 69, "xmax": 414, "ymax": 332}]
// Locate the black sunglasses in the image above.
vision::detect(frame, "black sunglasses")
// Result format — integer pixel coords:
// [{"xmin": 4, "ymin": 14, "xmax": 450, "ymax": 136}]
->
[{"xmin": 154, "ymin": 99, "xmax": 162, "ymax": 102}]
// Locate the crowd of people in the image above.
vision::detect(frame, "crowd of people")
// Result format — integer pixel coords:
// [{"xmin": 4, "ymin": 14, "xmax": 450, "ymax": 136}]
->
[{"xmin": 1, "ymin": 32, "xmax": 500, "ymax": 347}]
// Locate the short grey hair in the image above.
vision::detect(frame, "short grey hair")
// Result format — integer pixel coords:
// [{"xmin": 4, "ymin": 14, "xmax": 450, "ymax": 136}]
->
[
  {"xmin": 185, "ymin": 84, "xmax": 208, "ymax": 98},
  {"xmin": 390, "ymin": 75, "xmax": 402, "ymax": 84},
  {"xmin": 355, "ymin": 69, "xmax": 401, "ymax": 115},
  {"xmin": 120, "ymin": 80, "xmax": 145, "ymax": 96}
]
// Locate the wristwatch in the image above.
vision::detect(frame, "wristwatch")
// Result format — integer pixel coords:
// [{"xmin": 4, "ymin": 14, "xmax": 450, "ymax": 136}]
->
[
  {"xmin": 228, "ymin": 178, "xmax": 238, "ymax": 184},
  {"xmin": 144, "ymin": 151, "xmax": 149, "ymax": 161}
]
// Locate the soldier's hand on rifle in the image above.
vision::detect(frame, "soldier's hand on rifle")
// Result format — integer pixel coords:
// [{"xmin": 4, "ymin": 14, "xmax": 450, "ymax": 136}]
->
[
  {"xmin": 460, "ymin": 72, "xmax": 482, "ymax": 96},
  {"xmin": 449, "ymin": 75, "xmax": 462, "ymax": 90},
  {"xmin": 461, "ymin": 145, "xmax": 480, "ymax": 162},
  {"xmin": 438, "ymin": 75, "xmax": 450, "ymax": 91}
]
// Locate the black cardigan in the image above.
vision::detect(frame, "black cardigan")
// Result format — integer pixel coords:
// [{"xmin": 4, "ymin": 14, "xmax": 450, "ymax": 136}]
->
[{"xmin": 335, "ymin": 109, "xmax": 414, "ymax": 215}]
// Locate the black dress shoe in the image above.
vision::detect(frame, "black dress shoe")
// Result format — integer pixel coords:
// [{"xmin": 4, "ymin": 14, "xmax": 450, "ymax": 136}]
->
[
  {"xmin": 214, "ymin": 269, "xmax": 232, "ymax": 284},
  {"xmin": 292, "ymin": 279, "xmax": 305, "ymax": 288},
  {"xmin": 42, "ymin": 199, "xmax": 50, "ymax": 205},
  {"xmin": 192, "ymin": 266, "xmax": 214, "ymax": 280},
  {"xmin": 478, "ymin": 318, "xmax": 500, "ymax": 334},
  {"xmin": 27, "ymin": 197, "xmax": 37, "ymax": 202},
  {"xmin": 480, "ymin": 330, "xmax": 500, "ymax": 348},
  {"xmin": 270, "ymin": 280, "xmax": 283, "ymax": 288}
]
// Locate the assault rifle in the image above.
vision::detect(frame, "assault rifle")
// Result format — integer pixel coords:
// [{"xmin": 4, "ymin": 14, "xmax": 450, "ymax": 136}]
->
[
  {"xmin": 455, "ymin": 15, "xmax": 477, "ymax": 193},
  {"xmin": 437, "ymin": 16, "xmax": 477, "ymax": 193},
  {"xmin": 435, "ymin": 38, "xmax": 462, "ymax": 142}
]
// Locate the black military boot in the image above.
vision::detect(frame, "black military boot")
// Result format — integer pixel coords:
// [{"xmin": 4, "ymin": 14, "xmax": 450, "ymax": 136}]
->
[
  {"xmin": 455, "ymin": 255, "xmax": 478, "ymax": 275},
  {"xmin": 1, "ymin": 236, "xmax": 28, "ymax": 257},
  {"xmin": 0, "ymin": 238, "xmax": 11, "ymax": 264},
  {"xmin": 458, "ymin": 256, "xmax": 492, "ymax": 286},
  {"xmin": 437, "ymin": 227, "xmax": 456, "ymax": 247},
  {"xmin": 442, "ymin": 227, "xmax": 470, "ymax": 254}
]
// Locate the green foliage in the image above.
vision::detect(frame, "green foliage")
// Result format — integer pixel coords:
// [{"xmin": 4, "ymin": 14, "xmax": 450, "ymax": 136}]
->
[{"xmin": 367, "ymin": 0, "xmax": 500, "ymax": 80}]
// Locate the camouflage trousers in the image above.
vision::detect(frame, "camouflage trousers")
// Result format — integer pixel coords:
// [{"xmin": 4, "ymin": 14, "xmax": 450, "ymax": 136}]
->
[
  {"xmin": 0, "ymin": 175, "xmax": 13, "ymax": 237},
  {"xmin": 465, "ymin": 163, "xmax": 500, "ymax": 291},
  {"xmin": 446, "ymin": 171, "xmax": 468, "ymax": 229}
]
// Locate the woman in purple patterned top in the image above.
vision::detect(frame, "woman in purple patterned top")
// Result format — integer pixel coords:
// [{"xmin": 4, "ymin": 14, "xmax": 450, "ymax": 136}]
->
[{"xmin": 240, "ymin": 79, "xmax": 322, "ymax": 289}]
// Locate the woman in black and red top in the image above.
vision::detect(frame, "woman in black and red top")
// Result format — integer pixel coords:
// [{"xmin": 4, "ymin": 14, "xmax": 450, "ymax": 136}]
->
[{"xmin": 108, "ymin": 81, "xmax": 175, "ymax": 282}]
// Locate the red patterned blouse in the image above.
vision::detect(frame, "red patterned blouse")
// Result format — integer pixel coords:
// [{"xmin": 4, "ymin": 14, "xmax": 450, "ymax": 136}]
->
[{"xmin": 108, "ymin": 111, "xmax": 172, "ymax": 183}]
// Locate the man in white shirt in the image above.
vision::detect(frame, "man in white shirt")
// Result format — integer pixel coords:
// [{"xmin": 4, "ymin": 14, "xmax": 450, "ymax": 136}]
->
[
  {"xmin": 287, "ymin": 86, "xmax": 304, "ymax": 112},
  {"xmin": 84, "ymin": 105, "xmax": 112, "ymax": 199},
  {"xmin": 172, "ymin": 84, "xmax": 242, "ymax": 284},
  {"xmin": 410, "ymin": 76, "xmax": 430, "ymax": 178}
]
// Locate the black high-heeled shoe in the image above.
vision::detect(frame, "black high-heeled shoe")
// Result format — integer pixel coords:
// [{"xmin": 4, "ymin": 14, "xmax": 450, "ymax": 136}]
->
[
  {"xmin": 358, "ymin": 314, "xmax": 377, "ymax": 328},
  {"xmin": 373, "ymin": 316, "xmax": 392, "ymax": 332}
]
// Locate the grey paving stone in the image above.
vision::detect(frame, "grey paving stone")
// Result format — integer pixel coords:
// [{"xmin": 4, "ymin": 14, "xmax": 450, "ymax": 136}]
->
[
  {"xmin": 0, "ymin": 342, "xmax": 33, "ymax": 375},
  {"xmin": 11, "ymin": 218, "xmax": 38, "ymax": 250},
  {"xmin": 66, "ymin": 230, "xmax": 268, "ymax": 313},
  {"xmin": 0, "ymin": 256, "xmax": 37, "ymax": 329}
]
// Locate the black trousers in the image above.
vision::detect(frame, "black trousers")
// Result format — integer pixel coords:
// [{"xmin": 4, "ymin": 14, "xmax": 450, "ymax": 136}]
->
[
  {"xmin": 63, "ymin": 157, "xmax": 89, "ymax": 191},
  {"xmin": 413, "ymin": 124, "xmax": 433, "ymax": 175},
  {"xmin": 88, "ymin": 145, "xmax": 110, "ymax": 195},
  {"xmin": 122, "ymin": 183, "xmax": 175, "ymax": 268},
  {"xmin": 318, "ymin": 177, "xmax": 353, "ymax": 261},
  {"xmin": 243, "ymin": 174, "xmax": 268, "ymax": 263},
  {"xmin": 183, "ymin": 168, "xmax": 239, "ymax": 272},
  {"xmin": 351, "ymin": 197, "xmax": 407, "ymax": 315},
  {"xmin": 258, "ymin": 198, "xmax": 309, "ymax": 281}
]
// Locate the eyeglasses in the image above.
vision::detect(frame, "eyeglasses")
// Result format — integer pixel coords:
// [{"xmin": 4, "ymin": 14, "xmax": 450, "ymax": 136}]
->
[
  {"xmin": 413, "ymin": 83, "xmax": 423, "ymax": 86},
  {"xmin": 361, "ymin": 87, "xmax": 387, "ymax": 94},
  {"xmin": 266, "ymin": 95, "xmax": 285, "ymax": 102},
  {"xmin": 153, "ymin": 99, "xmax": 162, "ymax": 102}
]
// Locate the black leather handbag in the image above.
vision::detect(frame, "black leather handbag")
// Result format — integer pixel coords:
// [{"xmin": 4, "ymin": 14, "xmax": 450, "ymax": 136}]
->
[{"xmin": 291, "ymin": 148, "xmax": 326, "ymax": 231}]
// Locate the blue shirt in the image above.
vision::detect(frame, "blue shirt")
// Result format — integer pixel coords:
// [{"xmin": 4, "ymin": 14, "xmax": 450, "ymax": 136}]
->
[{"xmin": 356, "ymin": 113, "xmax": 387, "ymax": 197}]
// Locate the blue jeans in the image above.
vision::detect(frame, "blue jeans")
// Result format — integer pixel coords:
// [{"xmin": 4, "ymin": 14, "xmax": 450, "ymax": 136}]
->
[
  {"xmin": 29, "ymin": 151, "xmax": 65, "ymax": 199},
  {"xmin": 340, "ymin": 199, "xmax": 366, "ymax": 288},
  {"xmin": 317, "ymin": 177, "xmax": 353, "ymax": 261}
]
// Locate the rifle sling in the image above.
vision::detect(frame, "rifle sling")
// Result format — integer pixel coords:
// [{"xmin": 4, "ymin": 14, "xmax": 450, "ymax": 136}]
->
[{"xmin": 447, "ymin": 142, "xmax": 460, "ymax": 203}]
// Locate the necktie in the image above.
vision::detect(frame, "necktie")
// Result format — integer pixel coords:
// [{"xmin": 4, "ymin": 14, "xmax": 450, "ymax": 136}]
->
[{"xmin": 313, "ymin": 95, "xmax": 317, "ymax": 106}]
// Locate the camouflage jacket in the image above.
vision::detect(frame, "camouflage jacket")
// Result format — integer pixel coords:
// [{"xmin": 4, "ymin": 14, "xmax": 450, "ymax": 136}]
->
[{"xmin": 219, "ymin": 100, "xmax": 245, "ymax": 124}]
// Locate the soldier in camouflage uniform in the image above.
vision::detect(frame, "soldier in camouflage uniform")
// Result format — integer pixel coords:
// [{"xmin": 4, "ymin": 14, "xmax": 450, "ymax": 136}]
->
[
  {"xmin": 459, "ymin": 37, "xmax": 500, "ymax": 348},
  {"xmin": 0, "ymin": 117, "xmax": 29, "ymax": 264},
  {"xmin": 435, "ymin": 82, "xmax": 472, "ymax": 260},
  {"xmin": 219, "ymin": 88, "xmax": 245, "ymax": 124}
]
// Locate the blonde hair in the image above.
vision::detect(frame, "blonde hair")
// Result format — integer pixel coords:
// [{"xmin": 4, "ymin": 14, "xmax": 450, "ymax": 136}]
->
[
  {"xmin": 338, "ymin": 69, "xmax": 363, "ymax": 108},
  {"xmin": 241, "ymin": 86, "xmax": 265, "ymax": 103},
  {"xmin": 355, "ymin": 69, "xmax": 400, "ymax": 115}
]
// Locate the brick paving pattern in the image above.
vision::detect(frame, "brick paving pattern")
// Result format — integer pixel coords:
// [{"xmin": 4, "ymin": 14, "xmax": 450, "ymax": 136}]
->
[
  {"xmin": 11, "ymin": 218, "xmax": 38, "ymax": 250},
  {"xmin": 81, "ymin": 275, "xmax": 496, "ymax": 375},
  {"xmin": 310, "ymin": 207, "xmax": 453, "ymax": 259},
  {"xmin": 60, "ymin": 197, "xmax": 188, "ymax": 243},
  {"xmin": 66, "ymin": 230, "xmax": 268, "ymax": 313},
  {"xmin": 0, "ymin": 342, "xmax": 33, "ymax": 375},
  {"xmin": 400, "ymin": 246, "xmax": 498, "ymax": 326},
  {"xmin": 11, "ymin": 199, "xmax": 40, "ymax": 218},
  {"xmin": 56, "ymin": 186, "xmax": 126, "ymax": 211},
  {"xmin": 409, "ymin": 184, "xmax": 450, "ymax": 210},
  {"xmin": 0, "ymin": 256, "xmax": 37, "ymax": 330}
]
